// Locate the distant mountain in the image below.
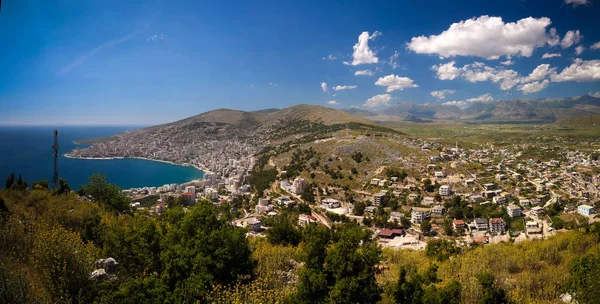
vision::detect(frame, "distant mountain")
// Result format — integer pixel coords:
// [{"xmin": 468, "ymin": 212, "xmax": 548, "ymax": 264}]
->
[{"xmin": 365, "ymin": 95, "xmax": 600, "ymax": 123}]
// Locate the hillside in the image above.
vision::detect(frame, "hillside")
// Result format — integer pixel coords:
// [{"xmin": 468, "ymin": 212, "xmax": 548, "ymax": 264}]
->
[
  {"xmin": 355, "ymin": 95, "xmax": 600, "ymax": 124},
  {"xmin": 66, "ymin": 105, "xmax": 396, "ymax": 170}
]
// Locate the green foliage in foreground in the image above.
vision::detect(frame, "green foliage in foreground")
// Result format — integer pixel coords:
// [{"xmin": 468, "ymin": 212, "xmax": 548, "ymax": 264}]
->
[{"xmin": 3, "ymin": 175, "xmax": 600, "ymax": 304}]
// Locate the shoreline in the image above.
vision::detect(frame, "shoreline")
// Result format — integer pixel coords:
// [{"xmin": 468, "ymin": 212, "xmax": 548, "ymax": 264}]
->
[{"xmin": 64, "ymin": 153, "xmax": 210, "ymax": 183}]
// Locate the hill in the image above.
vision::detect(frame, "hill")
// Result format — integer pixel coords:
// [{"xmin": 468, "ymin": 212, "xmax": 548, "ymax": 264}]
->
[{"xmin": 66, "ymin": 105, "xmax": 396, "ymax": 170}]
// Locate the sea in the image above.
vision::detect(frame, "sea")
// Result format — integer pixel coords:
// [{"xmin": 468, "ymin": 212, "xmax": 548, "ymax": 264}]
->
[{"xmin": 0, "ymin": 126, "xmax": 204, "ymax": 190}]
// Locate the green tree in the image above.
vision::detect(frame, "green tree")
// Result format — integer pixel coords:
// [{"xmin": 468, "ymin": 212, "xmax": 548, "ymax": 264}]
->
[
  {"xmin": 266, "ymin": 215, "xmax": 302, "ymax": 246},
  {"xmin": 301, "ymin": 186, "xmax": 315, "ymax": 203},
  {"xmin": 477, "ymin": 272, "xmax": 512, "ymax": 304},
  {"xmin": 79, "ymin": 174, "xmax": 130, "ymax": 212},
  {"xmin": 160, "ymin": 201, "xmax": 254, "ymax": 302},
  {"xmin": 426, "ymin": 239, "xmax": 461, "ymax": 262},
  {"xmin": 57, "ymin": 178, "xmax": 72, "ymax": 194},
  {"xmin": 421, "ymin": 219, "xmax": 432, "ymax": 235},
  {"xmin": 5, "ymin": 172, "xmax": 15, "ymax": 189},
  {"xmin": 353, "ymin": 201, "xmax": 366, "ymax": 216},
  {"xmin": 569, "ymin": 252, "xmax": 600, "ymax": 304},
  {"xmin": 324, "ymin": 223, "xmax": 381, "ymax": 303},
  {"xmin": 442, "ymin": 218, "xmax": 454, "ymax": 236},
  {"xmin": 395, "ymin": 266, "xmax": 424, "ymax": 304}
]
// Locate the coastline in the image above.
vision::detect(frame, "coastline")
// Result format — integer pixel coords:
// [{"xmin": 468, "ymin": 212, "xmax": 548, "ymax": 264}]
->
[{"xmin": 64, "ymin": 153, "xmax": 209, "ymax": 181}]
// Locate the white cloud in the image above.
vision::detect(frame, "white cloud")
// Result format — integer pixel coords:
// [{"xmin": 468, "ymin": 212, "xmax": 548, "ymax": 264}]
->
[
  {"xmin": 443, "ymin": 93, "xmax": 494, "ymax": 109},
  {"xmin": 322, "ymin": 54, "xmax": 337, "ymax": 60},
  {"xmin": 326, "ymin": 100, "xmax": 340, "ymax": 105},
  {"xmin": 433, "ymin": 61, "xmax": 558, "ymax": 91},
  {"xmin": 458, "ymin": 62, "xmax": 521, "ymax": 90},
  {"xmin": 524, "ymin": 64, "xmax": 557, "ymax": 82},
  {"xmin": 147, "ymin": 34, "xmax": 164, "ymax": 41},
  {"xmin": 542, "ymin": 52, "xmax": 561, "ymax": 59},
  {"xmin": 518, "ymin": 79, "xmax": 550, "ymax": 94},
  {"xmin": 466, "ymin": 93, "xmax": 494, "ymax": 103},
  {"xmin": 321, "ymin": 82, "xmax": 328, "ymax": 92},
  {"xmin": 561, "ymin": 30, "xmax": 582, "ymax": 48},
  {"xmin": 565, "ymin": 0, "xmax": 590, "ymax": 7},
  {"xmin": 374, "ymin": 74, "xmax": 418, "ymax": 92},
  {"xmin": 547, "ymin": 28, "xmax": 560, "ymax": 47},
  {"xmin": 430, "ymin": 89, "xmax": 456, "ymax": 99},
  {"xmin": 364, "ymin": 94, "xmax": 392, "ymax": 108},
  {"xmin": 575, "ymin": 45, "xmax": 585, "ymax": 55},
  {"xmin": 355, "ymin": 69, "xmax": 375, "ymax": 76},
  {"xmin": 431, "ymin": 61, "xmax": 461, "ymax": 80},
  {"xmin": 268, "ymin": 82, "xmax": 278, "ymax": 87},
  {"xmin": 552, "ymin": 59, "xmax": 600, "ymax": 82},
  {"xmin": 442, "ymin": 100, "xmax": 469, "ymax": 108},
  {"xmin": 351, "ymin": 31, "xmax": 380, "ymax": 65},
  {"xmin": 591, "ymin": 42, "xmax": 600, "ymax": 50},
  {"xmin": 389, "ymin": 51, "xmax": 400, "ymax": 69},
  {"xmin": 333, "ymin": 85, "xmax": 357, "ymax": 91},
  {"xmin": 407, "ymin": 16, "xmax": 555, "ymax": 59},
  {"xmin": 500, "ymin": 59, "xmax": 514, "ymax": 66}
]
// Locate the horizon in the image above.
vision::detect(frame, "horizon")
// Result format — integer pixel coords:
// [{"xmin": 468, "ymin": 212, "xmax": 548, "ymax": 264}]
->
[{"xmin": 1, "ymin": 0, "xmax": 600, "ymax": 125}]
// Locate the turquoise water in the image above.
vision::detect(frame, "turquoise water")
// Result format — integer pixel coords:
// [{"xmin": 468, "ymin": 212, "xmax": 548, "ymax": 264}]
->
[{"xmin": 0, "ymin": 126, "xmax": 204, "ymax": 189}]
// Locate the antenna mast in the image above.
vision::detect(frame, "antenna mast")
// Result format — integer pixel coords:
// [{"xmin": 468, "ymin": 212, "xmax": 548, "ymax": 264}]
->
[{"xmin": 52, "ymin": 130, "xmax": 59, "ymax": 188}]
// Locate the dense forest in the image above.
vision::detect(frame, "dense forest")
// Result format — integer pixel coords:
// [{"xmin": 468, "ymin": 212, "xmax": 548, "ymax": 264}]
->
[{"xmin": 1, "ymin": 174, "xmax": 600, "ymax": 303}]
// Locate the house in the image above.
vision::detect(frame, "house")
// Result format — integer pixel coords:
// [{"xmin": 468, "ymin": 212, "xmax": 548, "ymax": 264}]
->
[
  {"xmin": 422, "ymin": 196, "xmax": 435, "ymax": 205},
  {"xmin": 453, "ymin": 219, "xmax": 466, "ymax": 230},
  {"xmin": 578, "ymin": 204, "xmax": 595, "ymax": 216},
  {"xmin": 390, "ymin": 212, "xmax": 404, "ymax": 222},
  {"xmin": 519, "ymin": 199, "xmax": 531, "ymax": 207},
  {"xmin": 372, "ymin": 192, "xmax": 387, "ymax": 206},
  {"xmin": 378, "ymin": 229, "xmax": 406, "ymax": 239},
  {"xmin": 470, "ymin": 195, "xmax": 485, "ymax": 203},
  {"xmin": 435, "ymin": 171, "xmax": 445, "ymax": 178},
  {"xmin": 370, "ymin": 178, "xmax": 381, "ymax": 185},
  {"xmin": 495, "ymin": 174, "xmax": 506, "ymax": 181},
  {"xmin": 483, "ymin": 183, "xmax": 496, "ymax": 191},
  {"xmin": 531, "ymin": 206, "xmax": 544, "ymax": 217},
  {"xmin": 321, "ymin": 198, "xmax": 341, "ymax": 209},
  {"xmin": 154, "ymin": 203, "xmax": 165, "ymax": 215},
  {"xmin": 489, "ymin": 218, "xmax": 506, "ymax": 234},
  {"xmin": 378, "ymin": 179, "xmax": 388, "ymax": 187},
  {"xmin": 408, "ymin": 193, "xmax": 419, "ymax": 202},
  {"xmin": 430, "ymin": 156, "xmax": 441, "ymax": 162},
  {"xmin": 246, "ymin": 217, "xmax": 262, "ymax": 232},
  {"xmin": 483, "ymin": 191, "xmax": 496, "ymax": 199},
  {"xmin": 431, "ymin": 205, "xmax": 445, "ymax": 216},
  {"xmin": 493, "ymin": 195, "xmax": 507, "ymax": 205},
  {"xmin": 526, "ymin": 221, "xmax": 542, "ymax": 234},
  {"xmin": 473, "ymin": 218, "xmax": 489, "ymax": 231},
  {"xmin": 507, "ymin": 205, "xmax": 522, "ymax": 218},
  {"xmin": 439, "ymin": 185, "xmax": 451, "ymax": 196},
  {"xmin": 465, "ymin": 179, "xmax": 476, "ymax": 186},
  {"xmin": 472, "ymin": 236, "xmax": 490, "ymax": 245},
  {"xmin": 564, "ymin": 204, "xmax": 576, "ymax": 213},
  {"xmin": 364, "ymin": 206, "xmax": 377, "ymax": 215},
  {"xmin": 298, "ymin": 214, "xmax": 317, "ymax": 227},
  {"xmin": 255, "ymin": 199, "xmax": 274, "ymax": 214},
  {"xmin": 411, "ymin": 208, "xmax": 429, "ymax": 224}
]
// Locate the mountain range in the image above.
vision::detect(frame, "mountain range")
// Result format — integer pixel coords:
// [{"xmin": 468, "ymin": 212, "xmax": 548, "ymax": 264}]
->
[{"xmin": 345, "ymin": 95, "xmax": 600, "ymax": 123}]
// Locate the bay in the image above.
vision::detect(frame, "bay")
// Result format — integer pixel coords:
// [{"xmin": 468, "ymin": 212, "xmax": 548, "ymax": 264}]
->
[{"xmin": 0, "ymin": 126, "xmax": 204, "ymax": 189}]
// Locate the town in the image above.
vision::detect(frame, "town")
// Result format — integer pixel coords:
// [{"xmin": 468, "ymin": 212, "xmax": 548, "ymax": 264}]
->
[{"xmin": 123, "ymin": 128, "xmax": 600, "ymax": 251}]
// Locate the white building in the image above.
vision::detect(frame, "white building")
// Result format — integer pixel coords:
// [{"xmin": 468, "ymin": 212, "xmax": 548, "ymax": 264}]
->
[
  {"xmin": 489, "ymin": 218, "xmax": 506, "ymax": 234},
  {"xmin": 411, "ymin": 209, "xmax": 428, "ymax": 224},
  {"xmin": 493, "ymin": 195, "xmax": 507, "ymax": 205},
  {"xmin": 185, "ymin": 186, "xmax": 196, "ymax": 196},
  {"xmin": 578, "ymin": 204, "xmax": 595, "ymax": 216},
  {"xmin": 322, "ymin": 198, "xmax": 341, "ymax": 209},
  {"xmin": 507, "ymin": 205, "xmax": 522, "ymax": 218},
  {"xmin": 292, "ymin": 178, "xmax": 306, "ymax": 195},
  {"xmin": 439, "ymin": 185, "xmax": 450, "ymax": 196}
]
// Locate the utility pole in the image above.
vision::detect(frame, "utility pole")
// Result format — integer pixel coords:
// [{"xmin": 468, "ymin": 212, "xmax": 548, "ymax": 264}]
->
[{"xmin": 52, "ymin": 130, "xmax": 59, "ymax": 188}]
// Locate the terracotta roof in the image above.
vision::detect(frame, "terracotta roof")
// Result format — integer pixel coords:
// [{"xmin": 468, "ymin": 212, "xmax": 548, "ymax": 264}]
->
[
  {"xmin": 378, "ymin": 229, "xmax": 405, "ymax": 237},
  {"xmin": 489, "ymin": 218, "xmax": 504, "ymax": 224}
]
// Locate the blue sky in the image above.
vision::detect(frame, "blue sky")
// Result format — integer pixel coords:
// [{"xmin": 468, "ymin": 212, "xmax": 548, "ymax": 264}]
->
[{"xmin": 1, "ymin": 0, "xmax": 599, "ymax": 125}]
